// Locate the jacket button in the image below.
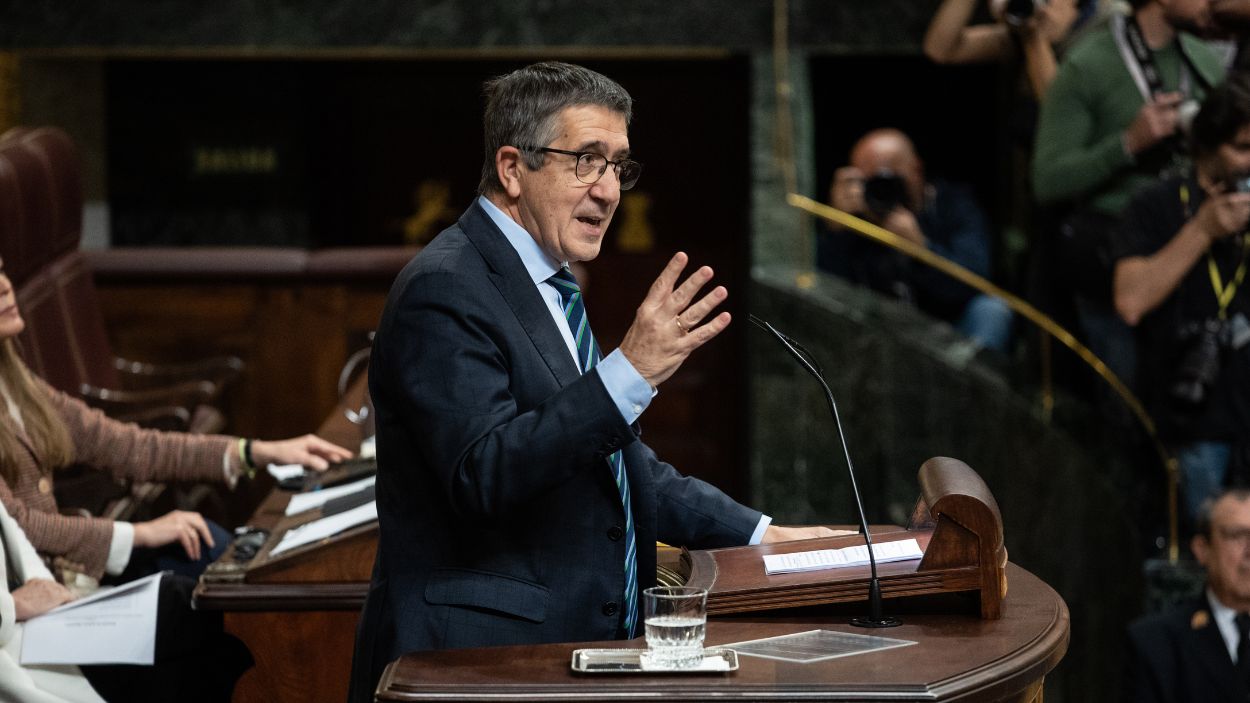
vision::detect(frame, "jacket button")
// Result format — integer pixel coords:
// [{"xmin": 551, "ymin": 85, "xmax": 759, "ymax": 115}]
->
[
  {"xmin": 607, "ymin": 526, "xmax": 623, "ymax": 541},
  {"xmin": 37, "ymin": 477, "xmax": 52, "ymax": 494},
  {"xmin": 602, "ymin": 601, "xmax": 619, "ymax": 616}
]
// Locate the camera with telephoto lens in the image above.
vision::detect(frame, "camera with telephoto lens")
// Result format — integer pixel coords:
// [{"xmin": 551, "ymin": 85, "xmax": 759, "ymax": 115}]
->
[
  {"xmin": 1169, "ymin": 318, "xmax": 1226, "ymax": 408},
  {"xmin": 862, "ymin": 170, "xmax": 909, "ymax": 219}
]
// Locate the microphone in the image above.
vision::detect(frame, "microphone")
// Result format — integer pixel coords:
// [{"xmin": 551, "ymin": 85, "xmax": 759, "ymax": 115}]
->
[{"xmin": 749, "ymin": 314, "xmax": 901, "ymax": 628}]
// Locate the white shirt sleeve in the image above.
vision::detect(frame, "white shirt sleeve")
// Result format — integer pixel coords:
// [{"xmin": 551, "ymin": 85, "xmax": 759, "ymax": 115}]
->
[
  {"xmin": 222, "ymin": 447, "xmax": 240, "ymax": 489},
  {"xmin": 105, "ymin": 522, "xmax": 135, "ymax": 576},
  {"xmin": 748, "ymin": 515, "xmax": 773, "ymax": 545}
]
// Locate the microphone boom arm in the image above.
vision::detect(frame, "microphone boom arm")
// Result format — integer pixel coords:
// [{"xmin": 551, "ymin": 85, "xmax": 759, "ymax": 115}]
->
[{"xmin": 749, "ymin": 314, "xmax": 900, "ymax": 628}]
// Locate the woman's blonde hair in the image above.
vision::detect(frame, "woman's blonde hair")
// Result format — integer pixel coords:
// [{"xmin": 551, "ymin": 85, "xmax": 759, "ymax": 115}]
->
[{"xmin": 0, "ymin": 338, "xmax": 73, "ymax": 483}]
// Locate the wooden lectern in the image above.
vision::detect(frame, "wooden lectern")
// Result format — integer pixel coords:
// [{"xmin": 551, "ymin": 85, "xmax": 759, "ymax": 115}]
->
[
  {"xmin": 682, "ymin": 456, "xmax": 1008, "ymax": 619},
  {"xmin": 377, "ymin": 458, "xmax": 1066, "ymax": 702}
]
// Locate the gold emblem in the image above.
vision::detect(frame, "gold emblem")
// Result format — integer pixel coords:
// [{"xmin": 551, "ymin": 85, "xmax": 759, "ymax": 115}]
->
[
  {"xmin": 1191, "ymin": 610, "xmax": 1210, "ymax": 629},
  {"xmin": 402, "ymin": 180, "xmax": 458, "ymax": 246},
  {"xmin": 615, "ymin": 192, "xmax": 655, "ymax": 254}
]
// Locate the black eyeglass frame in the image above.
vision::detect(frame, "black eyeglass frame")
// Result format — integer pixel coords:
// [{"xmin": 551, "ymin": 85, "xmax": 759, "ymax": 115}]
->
[{"xmin": 517, "ymin": 145, "xmax": 642, "ymax": 191}]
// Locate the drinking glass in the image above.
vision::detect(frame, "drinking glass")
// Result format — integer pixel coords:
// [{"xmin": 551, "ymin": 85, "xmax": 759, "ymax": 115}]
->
[{"xmin": 642, "ymin": 586, "xmax": 707, "ymax": 668}]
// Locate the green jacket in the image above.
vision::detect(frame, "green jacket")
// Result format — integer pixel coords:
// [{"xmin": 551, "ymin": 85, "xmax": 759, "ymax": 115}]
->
[{"xmin": 1032, "ymin": 18, "xmax": 1225, "ymax": 216}]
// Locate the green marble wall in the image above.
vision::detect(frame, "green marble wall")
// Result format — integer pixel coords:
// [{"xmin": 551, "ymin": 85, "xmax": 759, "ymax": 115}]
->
[{"xmin": 0, "ymin": 1, "xmax": 939, "ymax": 52}]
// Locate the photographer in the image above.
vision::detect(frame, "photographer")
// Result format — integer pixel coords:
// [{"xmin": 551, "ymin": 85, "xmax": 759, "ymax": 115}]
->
[
  {"xmin": 924, "ymin": 0, "xmax": 1092, "ymax": 99},
  {"xmin": 818, "ymin": 129, "xmax": 1011, "ymax": 353},
  {"xmin": 1033, "ymin": 0, "xmax": 1228, "ymax": 401},
  {"xmin": 1112, "ymin": 73, "xmax": 1250, "ymax": 524}
]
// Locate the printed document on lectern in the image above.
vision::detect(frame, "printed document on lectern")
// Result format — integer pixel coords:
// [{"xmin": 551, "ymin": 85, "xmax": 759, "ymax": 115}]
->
[{"xmin": 763, "ymin": 539, "xmax": 924, "ymax": 575}]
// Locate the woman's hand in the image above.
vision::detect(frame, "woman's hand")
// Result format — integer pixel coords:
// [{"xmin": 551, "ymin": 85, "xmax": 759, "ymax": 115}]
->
[
  {"xmin": 249, "ymin": 434, "xmax": 354, "ymax": 472},
  {"xmin": 133, "ymin": 509, "xmax": 214, "ymax": 561},
  {"xmin": 13, "ymin": 578, "xmax": 75, "ymax": 621}
]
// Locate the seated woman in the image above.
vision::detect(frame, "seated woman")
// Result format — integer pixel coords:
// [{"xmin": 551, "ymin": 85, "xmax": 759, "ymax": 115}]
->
[
  {"xmin": 1, "ymin": 496, "xmax": 105, "ymax": 703},
  {"xmin": 0, "ymin": 256, "xmax": 352, "ymax": 584}
]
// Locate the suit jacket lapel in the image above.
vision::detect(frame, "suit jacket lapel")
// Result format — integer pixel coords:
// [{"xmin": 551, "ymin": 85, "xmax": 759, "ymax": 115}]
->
[
  {"xmin": 458, "ymin": 202, "xmax": 647, "ymax": 530},
  {"xmin": 1189, "ymin": 598, "xmax": 1247, "ymax": 700},
  {"xmin": 458, "ymin": 202, "xmax": 581, "ymax": 389}
]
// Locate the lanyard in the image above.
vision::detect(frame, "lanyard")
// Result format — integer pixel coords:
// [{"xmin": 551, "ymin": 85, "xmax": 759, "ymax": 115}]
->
[
  {"xmin": 1181, "ymin": 183, "xmax": 1250, "ymax": 319},
  {"xmin": 1114, "ymin": 14, "xmax": 1209, "ymax": 100},
  {"xmin": 1208, "ymin": 244, "xmax": 1249, "ymax": 320}
]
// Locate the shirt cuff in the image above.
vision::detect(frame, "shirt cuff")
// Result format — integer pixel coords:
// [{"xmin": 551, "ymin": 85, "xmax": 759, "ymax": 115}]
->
[
  {"xmin": 223, "ymin": 446, "xmax": 240, "ymax": 490},
  {"xmin": 597, "ymin": 348, "xmax": 655, "ymax": 425},
  {"xmin": 748, "ymin": 514, "xmax": 773, "ymax": 546},
  {"xmin": 106, "ymin": 521, "xmax": 136, "ymax": 576}
]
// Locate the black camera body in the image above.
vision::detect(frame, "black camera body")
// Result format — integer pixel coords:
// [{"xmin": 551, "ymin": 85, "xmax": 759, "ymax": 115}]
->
[
  {"xmin": 1169, "ymin": 318, "xmax": 1226, "ymax": 408},
  {"xmin": 1003, "ymin": 0, "xmax": 1042, "ymax": 27},
  {"xmin": 863, "ymin": 171, "xmax": 909, "ymax": 219}
]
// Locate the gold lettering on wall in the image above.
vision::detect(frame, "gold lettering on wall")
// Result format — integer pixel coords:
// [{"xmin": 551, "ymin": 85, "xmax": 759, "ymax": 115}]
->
[
  {"xmin": 616, "ymin": 191, "xmax": 655, "ymax": 254},
  {"xmin": 0, "ymin": 53, "xmax": 19, "ymax": 136},
  {"xmin": 192, "ymin": 146, "xmax": 278, "ymax": 176}
]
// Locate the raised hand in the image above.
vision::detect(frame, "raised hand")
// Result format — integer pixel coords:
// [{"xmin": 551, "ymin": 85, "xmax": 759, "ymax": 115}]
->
[
  {"xmin": 618, "ymin": 252, "xmax": 731, "ymax": 387},
  {"xmin": 1196, "ymin": 191, "xmax": 1250, "ymax": 242}
]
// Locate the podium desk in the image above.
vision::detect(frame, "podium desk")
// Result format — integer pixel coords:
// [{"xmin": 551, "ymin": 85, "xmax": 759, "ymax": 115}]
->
[
  {"xmin": 194, "ymin": 470, "xmax": 375, "ymax": 703},
  {"xmin": 377, "ymin": 562, "xmax": 1067, "ymax": 703}
]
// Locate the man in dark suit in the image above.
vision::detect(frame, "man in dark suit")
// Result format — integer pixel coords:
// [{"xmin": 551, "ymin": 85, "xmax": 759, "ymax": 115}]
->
[
  {"xmin": 348, "ymin": 61, "xmax": 830, "ymax": 701},
  {"xmin": 1126, "ymin": 488, "xmax": 1250, "ymax": 702}
]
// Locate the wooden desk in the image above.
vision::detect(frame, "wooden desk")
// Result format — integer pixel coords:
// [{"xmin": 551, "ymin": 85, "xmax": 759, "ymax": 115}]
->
[
  {"xmin": 376, "ymin": 563, "xmax": 1067, "ymax": 703},
  {"xmin": 194, "ymin": 478, "xmax": 374, "ymax": 703}
]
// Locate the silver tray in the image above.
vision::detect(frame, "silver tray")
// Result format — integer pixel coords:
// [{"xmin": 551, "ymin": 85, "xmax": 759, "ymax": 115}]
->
[{"xmin": 570, "ymin": 647, "xmax": 738, "ymax": 674}]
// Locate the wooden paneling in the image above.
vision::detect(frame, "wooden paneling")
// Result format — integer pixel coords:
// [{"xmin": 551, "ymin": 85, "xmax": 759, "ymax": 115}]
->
[
  {"xmin": 94, "ymin": 281, "xmax": 387, "ymax": 441},
  {"xmin": 225, "ymin": 609, "xmax": 361, "ymax": 703}
]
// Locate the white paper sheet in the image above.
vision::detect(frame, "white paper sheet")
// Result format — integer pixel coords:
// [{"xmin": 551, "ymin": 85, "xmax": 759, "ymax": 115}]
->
[
  {"xmin": 267, "ymin": 463, "xmax": 306, "ymax": 481},
  {"xmin": 271, "ymin": 500, "xmax": 378, "ymax": 556},
  {"xmin": 20, "ymin": 572, "xmax": 162, "ymax": 665},
  {"xmin": 284, "ymin": 475, "xmax": 376, "ymax": 516},
  {"xmin": 763, "ymin": 538, "xmax": 924, "ymax": 575}
]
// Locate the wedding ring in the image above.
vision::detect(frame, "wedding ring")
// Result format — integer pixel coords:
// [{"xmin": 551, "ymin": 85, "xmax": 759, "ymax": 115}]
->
[{"xmin": 675, "ymin": 317, "xmax": 690, "ymax": 334}]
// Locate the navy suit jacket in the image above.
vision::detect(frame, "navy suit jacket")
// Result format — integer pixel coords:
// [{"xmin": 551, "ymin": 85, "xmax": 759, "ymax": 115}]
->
[
  {"xmin": 1125, "ymin": 595, "xmax": 1249, "ymax": 703},
  {"xmin": 347, "ymin": 202, "xmax": 761, "ymax": 701}
]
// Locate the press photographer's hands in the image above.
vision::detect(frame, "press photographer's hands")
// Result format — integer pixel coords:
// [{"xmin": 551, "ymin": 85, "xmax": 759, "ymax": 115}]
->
[{"xmin": 1195, "ymin": 185, "xmax": 1250, "ymax": 242}]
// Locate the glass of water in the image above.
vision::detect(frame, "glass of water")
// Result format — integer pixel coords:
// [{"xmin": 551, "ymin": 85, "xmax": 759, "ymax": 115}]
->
[{"xmin": 642, "ymin": 586, "xmax": 708, "ymax": 668}]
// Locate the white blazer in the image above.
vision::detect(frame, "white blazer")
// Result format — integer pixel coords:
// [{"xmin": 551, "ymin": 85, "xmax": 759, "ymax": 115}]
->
[{"xmin": 0, "ymin": 499, "xmax": 105, "ymax": 703}]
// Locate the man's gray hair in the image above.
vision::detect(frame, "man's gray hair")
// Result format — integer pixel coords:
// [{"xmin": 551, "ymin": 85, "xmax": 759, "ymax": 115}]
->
[{"xmin": 478, "ymin": 61, "xmax": 633, "ymax": 195}]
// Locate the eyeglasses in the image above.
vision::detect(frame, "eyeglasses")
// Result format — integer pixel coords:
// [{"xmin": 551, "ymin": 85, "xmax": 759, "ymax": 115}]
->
[{"xmin": 519, "ymin": 146, "xmax": 642, "ymax": 191}]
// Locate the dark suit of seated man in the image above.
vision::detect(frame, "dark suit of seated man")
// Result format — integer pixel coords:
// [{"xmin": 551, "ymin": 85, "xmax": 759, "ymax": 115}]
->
[
  {"xmin": 347, "ymin": 61, "xmax": 831, "ymax": 701},
  {"xmin": 1125, "ymin": 488, "xmax": 1250, "ymax": 702}
]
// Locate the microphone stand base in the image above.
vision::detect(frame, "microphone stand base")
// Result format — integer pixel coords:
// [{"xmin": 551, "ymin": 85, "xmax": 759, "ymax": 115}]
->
[{"xmin": 849, "ymin": 615, "xmax": 902, "ymax": 628}]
